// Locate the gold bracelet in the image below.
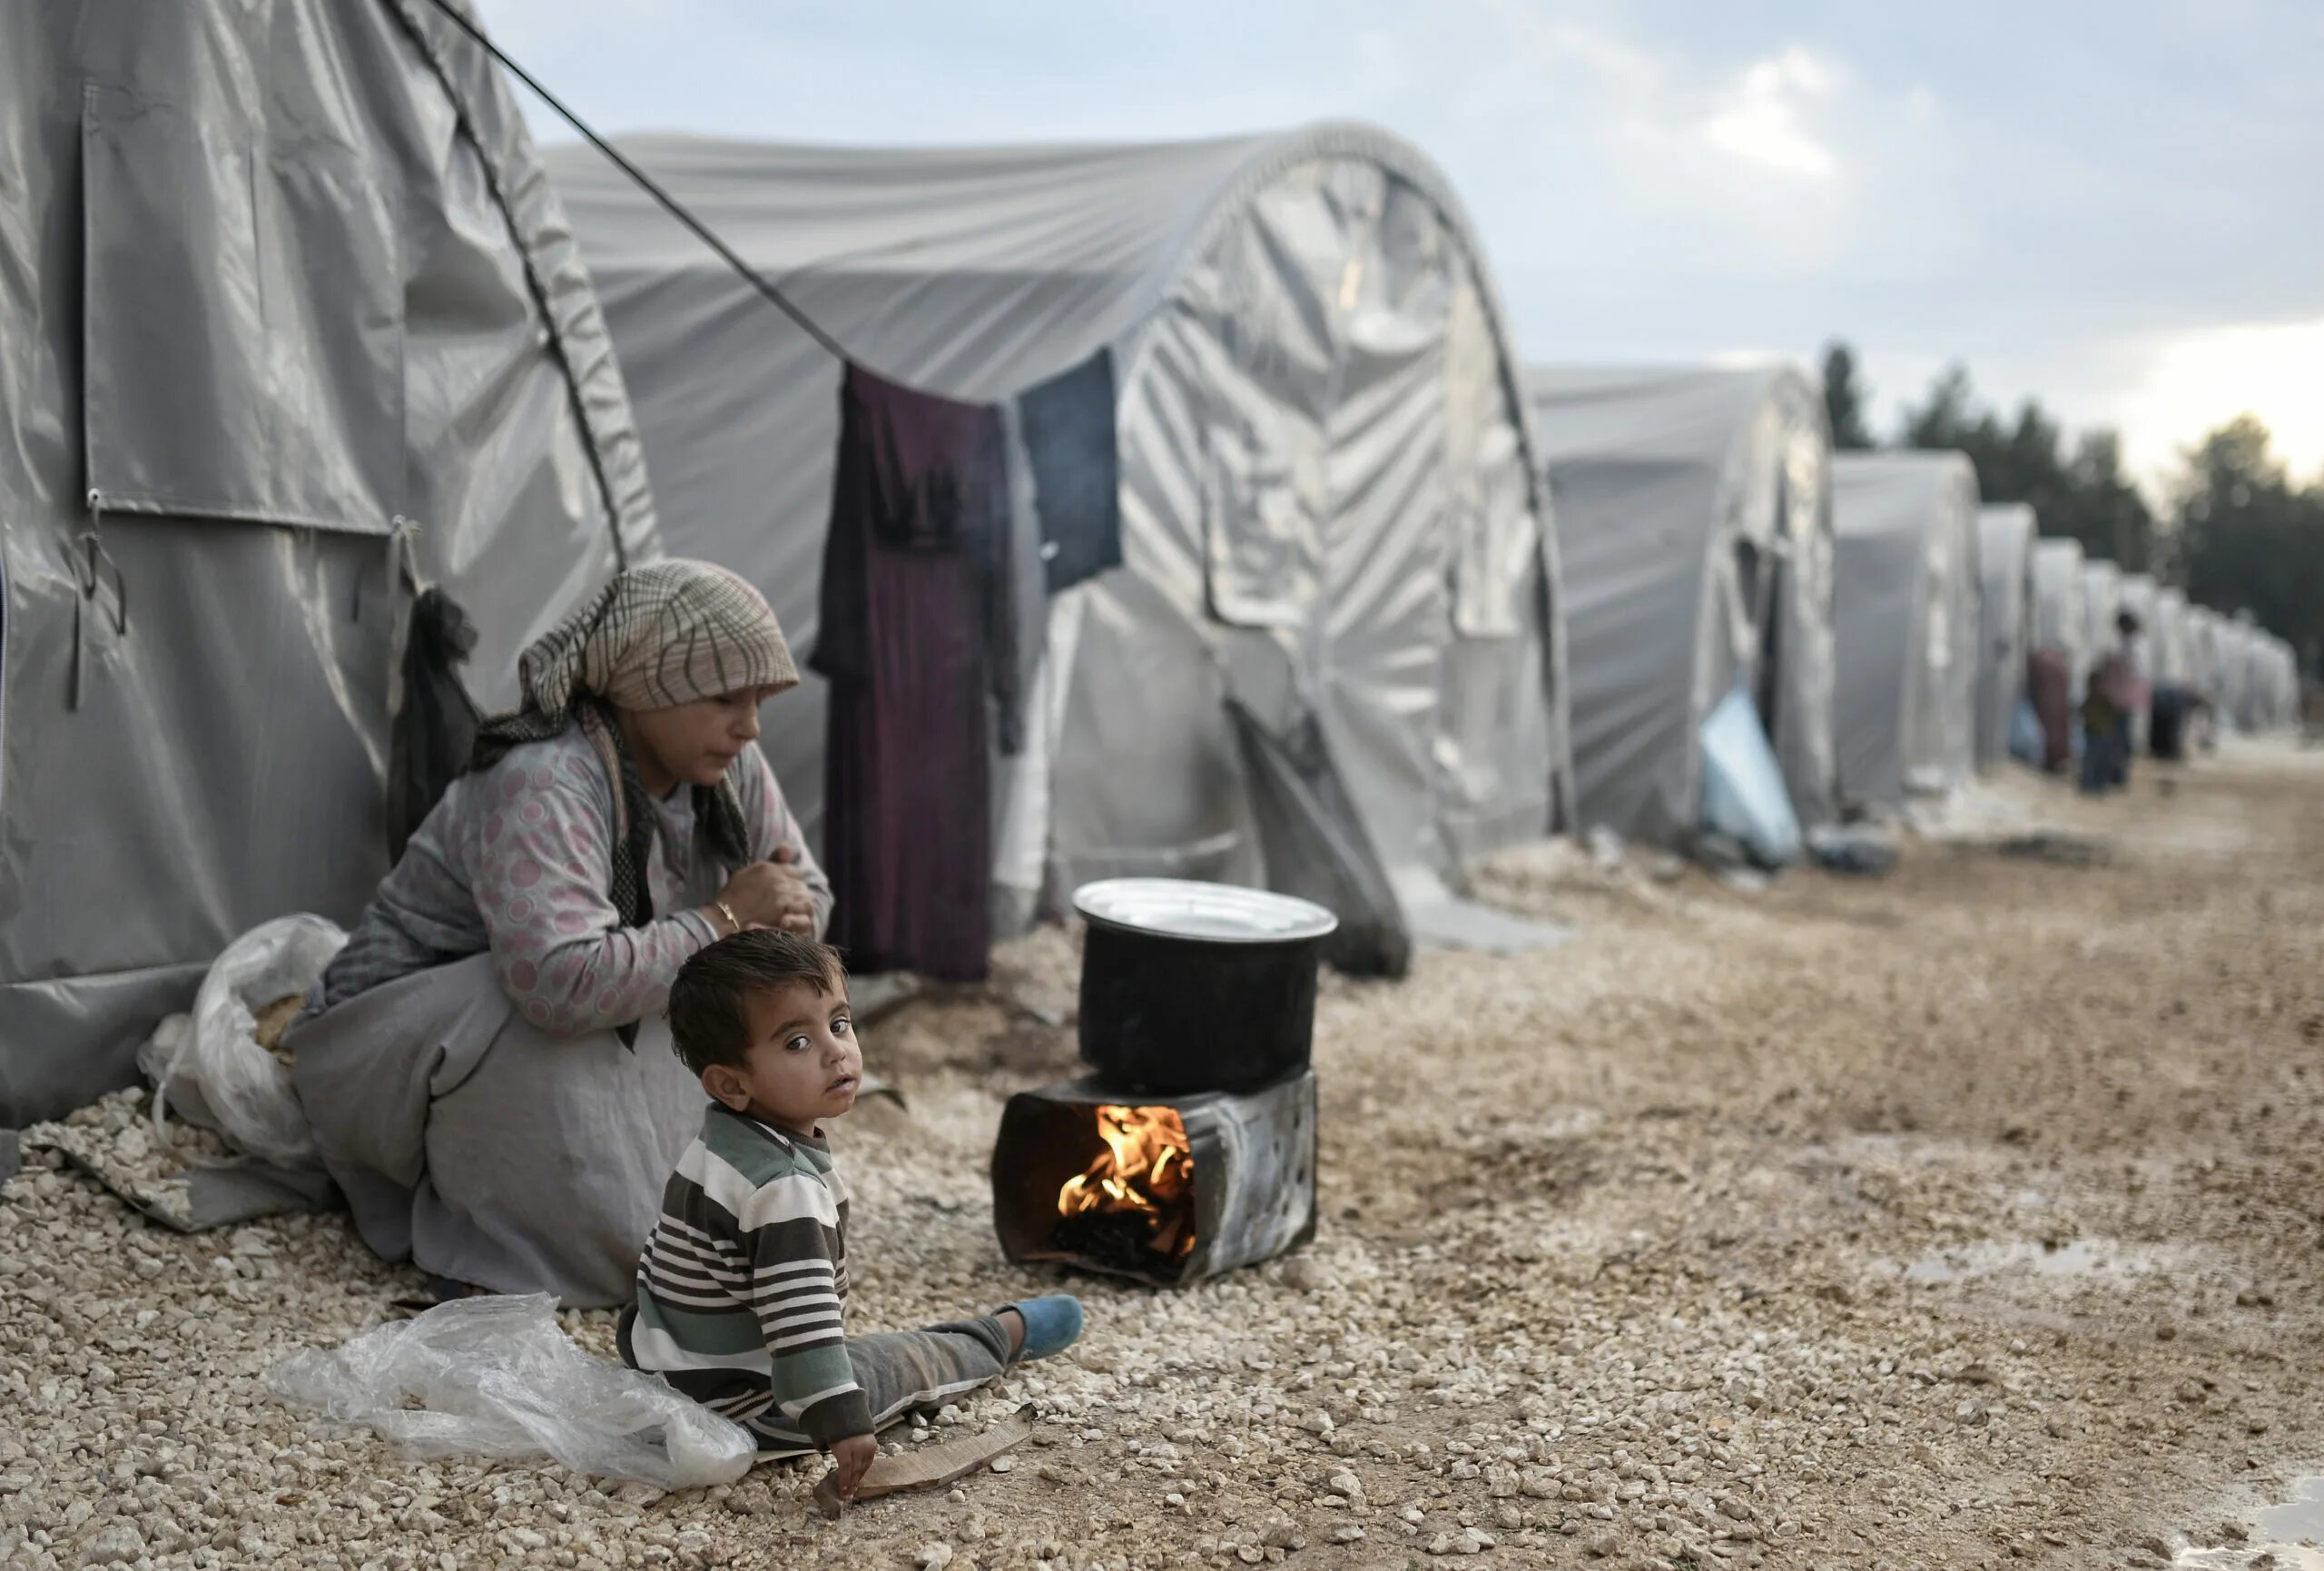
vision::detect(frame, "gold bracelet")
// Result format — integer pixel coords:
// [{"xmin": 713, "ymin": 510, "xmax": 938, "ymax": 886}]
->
[{"xmin": 714, "ymin": 899, "xmax": 741, "ymax": 934}]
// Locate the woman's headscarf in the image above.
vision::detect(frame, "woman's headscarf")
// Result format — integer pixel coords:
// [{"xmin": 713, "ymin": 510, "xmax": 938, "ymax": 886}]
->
[{"xmin": 473, "ymin": 560, "xmax": 797, "ymax": 929}]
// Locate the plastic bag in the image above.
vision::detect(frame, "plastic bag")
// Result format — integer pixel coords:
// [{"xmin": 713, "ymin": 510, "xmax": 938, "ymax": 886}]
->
[
  {"xmin": 267, "ymin": 1294, "xmax": 755, "ymax": 1489},
  {"xmin": 139, "ymin": 914, "xmax": 347, "ymax": 1167}
]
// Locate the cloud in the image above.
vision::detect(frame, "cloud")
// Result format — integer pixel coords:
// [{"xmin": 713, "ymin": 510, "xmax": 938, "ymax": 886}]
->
[
  {"xmin": 2115, "ymin": 317, "xmax": 2324, "ymax": 486},
  {"xmin": 482, "ymin": 0, "xmax": 2324, "ymax": 469},
  {"xmin": 1703, "ymin": 48, "xmax": 1842, "ymax": 180}
]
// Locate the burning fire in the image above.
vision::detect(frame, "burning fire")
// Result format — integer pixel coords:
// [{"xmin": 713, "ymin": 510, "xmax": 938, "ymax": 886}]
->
[{"xmin": 1057, "ymin": 1105, "xmax": 1196, "ymax": 1260}]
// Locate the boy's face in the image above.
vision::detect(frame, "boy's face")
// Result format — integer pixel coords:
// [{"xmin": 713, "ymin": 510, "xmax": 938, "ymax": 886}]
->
[{"xmin": 701, "ymin": 978, "xmax": 862, "ymax": 1131}]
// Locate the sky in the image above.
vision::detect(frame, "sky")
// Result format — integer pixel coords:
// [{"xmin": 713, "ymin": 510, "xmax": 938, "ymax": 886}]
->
[{"xmin": 487, "ymin": 0, "xmax": 2324, "ymax": 493}]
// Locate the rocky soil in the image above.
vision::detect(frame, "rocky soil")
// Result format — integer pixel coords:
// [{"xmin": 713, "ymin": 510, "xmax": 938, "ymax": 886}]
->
[{"xmin": 5, "ymin": 742, "xmax": 2321, "ymax": 1571}]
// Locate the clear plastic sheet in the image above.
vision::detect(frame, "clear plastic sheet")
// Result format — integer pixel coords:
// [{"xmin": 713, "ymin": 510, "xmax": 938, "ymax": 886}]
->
[{"xmin": 267, "ymin": 1295, "xmax": 755, "ymax": 1489}]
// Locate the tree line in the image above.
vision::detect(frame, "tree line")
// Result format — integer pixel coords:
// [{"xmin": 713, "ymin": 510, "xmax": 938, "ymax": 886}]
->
[{"xmin": 1821, "ymin": 341, "xmax": 2321, "ymax": 677}]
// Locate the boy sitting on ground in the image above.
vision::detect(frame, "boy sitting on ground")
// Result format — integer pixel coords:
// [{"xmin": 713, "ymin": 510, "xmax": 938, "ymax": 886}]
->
[{"xmin": 619, "ymin": 930, "xmax": 1081, "ymax": 1500}]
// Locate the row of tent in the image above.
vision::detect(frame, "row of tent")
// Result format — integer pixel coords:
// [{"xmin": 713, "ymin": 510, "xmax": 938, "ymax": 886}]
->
[
  {"xmin": 2024, "ymin": 533, "xmax": 2300, "ymax": 735},
  {"xmin": 0, "ymin": 2, "xmax": 2304, "ymax": 1124}
]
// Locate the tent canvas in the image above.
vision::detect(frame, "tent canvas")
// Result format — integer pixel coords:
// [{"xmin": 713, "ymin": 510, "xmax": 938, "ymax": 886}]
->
[
  {"xmin": 1974, "ymin": 504, "xmax": 2036, "ymax": 767},
  {"xmin": 2211, "ymin": 620, "xmax": 2250, "ymax": 726},
  {"xmin": 1525, "ymin": 364, "xmax": 1837, "ymax": 850},
  {"xmin": 0, "ymin": 0, "xmax": 662, "ymax": 1125},
  {"xmin": 2119, "ymin": 573, "xmax": 2160, "ymax": 746},
  {"xmin": 2152, "ymin": 587, "xmax": 2191, "ymax": 686},
  {"xmin": 1830, "ymin": 452, "xmax": 1983, "ymax": 809},
  {"xmin": 2031, "ymin": 537, "xmax": 2089, "ymax": 701},
  {"xmin": 545, "ymin": 126, "xmax": 1571, "ymax": 948},
  {"xmin": 2221, "ymin": 620, "xmax": 2260, "ymax": 729},
  {"xmin": 2185, "ymin": 606, "xmax": 2221, "ymax": 703}
]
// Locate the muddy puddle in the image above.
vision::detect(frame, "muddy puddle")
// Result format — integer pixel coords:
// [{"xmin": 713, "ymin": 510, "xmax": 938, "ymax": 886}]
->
[
  {"xmin": 2176, "ymin": 1477, "xmax": 2324, "ymax": 1569},
  {"xmin": 1887, "ymin": 1236, "xmax": 2175, "ymax": 1285}
]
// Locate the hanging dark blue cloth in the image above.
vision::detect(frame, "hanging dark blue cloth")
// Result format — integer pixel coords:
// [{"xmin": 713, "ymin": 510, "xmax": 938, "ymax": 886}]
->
[
  {"xmin": 1016, "ymin": 350, "xmax": 1121, "ymax": 594},
  {"xmin": 812, "ymin": 363, "xmax": 1015, "ymax": 981}
]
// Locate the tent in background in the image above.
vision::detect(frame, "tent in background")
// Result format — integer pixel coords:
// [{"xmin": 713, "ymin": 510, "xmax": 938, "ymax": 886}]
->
[
  {"xmin": 2185, "ymin": 606, "xmax": 2221, "ymax": 708},
  {"xmin": 2120, "ymin": 574, "xmax": 2158, "ymax": 648},
  {"xmin": 2152, "ymin": 587, "xmax": 2192, "ymax": 688},
  {"xmin": 2119, "ymin": 573, "xmax": 2160, "ymax": 749},
  {"xmin": 1831, "ymin": 452, "xmax": 1983, "ymax": 811},
  {"xmin": 2032, "ymin": 538, "xmax": 2090, "ymax": 697},
  {"xmin": 1974, "ymin": 505, "xmax": 2036, "ymax": 766},
  {"xmin": 2027, "ymin": 537, "xmax": 2089, "ymax": 766},
  {"xmin": 2227, "ymin": 618, "xmax": 2271, "ymax": 731},
  {"xmin": 1525, "ymin": 364, "xmax": 1836, "ymax": 851},
  {"xmin": 547, "ymin": 126, "xmax": 1571, "ymax": 954},
  {"xmin": 2214, "ymin": 619, "xmax": 2254, "ymax": 730},
  {"xmin": 2244, "ymin": 635, "xmax": 2282, "ymax": 730},
  {"xmin": 0, "ymin": 0, "xmax": 659, "ymax": 1126}
]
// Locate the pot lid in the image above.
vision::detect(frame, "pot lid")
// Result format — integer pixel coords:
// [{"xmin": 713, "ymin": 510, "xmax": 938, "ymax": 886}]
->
[{"xmin": 1071, "ymin": 878, "xmax": 1339, "ymax": 944}]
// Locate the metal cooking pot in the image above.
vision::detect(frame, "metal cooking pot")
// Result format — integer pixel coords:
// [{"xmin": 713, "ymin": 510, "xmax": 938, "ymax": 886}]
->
[{"xmin": 1072, "ymin": 878, "xmax": 1339, "ymax": 1094}]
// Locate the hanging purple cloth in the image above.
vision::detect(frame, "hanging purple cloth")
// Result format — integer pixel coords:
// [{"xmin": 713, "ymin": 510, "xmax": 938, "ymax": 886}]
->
[{"xmin": 811, "ymin": 363, "xmax": 1014, "ymax": 981}]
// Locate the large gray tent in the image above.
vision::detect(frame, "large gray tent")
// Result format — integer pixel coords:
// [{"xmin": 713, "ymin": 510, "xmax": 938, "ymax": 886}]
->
[
  {"xmin": 547, "ymin": 127, "xmax": 1570, "ymax": 943},
  {"xmin": 0, "ymin": 1, "xmax": 660, "ymax": 1124},
  {"xmin": 1525, "ymin": 365, "xmax": 1837, "ymax": 850},
  {"xmin": 1974, "ymin": 504, "xmax": 2036, "ymax": 766},
  {"xmin": 1830, "ymin": 453, "xmax": 1983, "ymax": 809}
]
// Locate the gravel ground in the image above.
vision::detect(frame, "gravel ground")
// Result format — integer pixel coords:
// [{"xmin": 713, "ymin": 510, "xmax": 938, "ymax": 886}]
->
[{"xmin": 5, "ymin": 742, "xmax": 2322, "ymax": 1571}]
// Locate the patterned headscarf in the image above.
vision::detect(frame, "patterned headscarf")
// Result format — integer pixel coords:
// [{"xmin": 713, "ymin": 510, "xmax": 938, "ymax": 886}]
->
[{"xmin": 473, "ymin": 560, "xmax": 797, "ymax": 929}]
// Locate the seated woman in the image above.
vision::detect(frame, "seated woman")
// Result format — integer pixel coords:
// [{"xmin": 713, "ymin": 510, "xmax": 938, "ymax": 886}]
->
[{"xmin": 290, "ymin": 560, "xmax": 830, "ymax": 1306}]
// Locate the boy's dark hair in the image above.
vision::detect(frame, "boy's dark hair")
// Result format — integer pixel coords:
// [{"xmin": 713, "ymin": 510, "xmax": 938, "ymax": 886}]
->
[{"xmin": 668, "ymin": 930, "xmax": 846, "ymax": 1075}]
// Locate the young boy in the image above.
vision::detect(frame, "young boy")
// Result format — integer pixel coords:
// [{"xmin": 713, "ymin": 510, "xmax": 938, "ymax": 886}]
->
[{"xmin": 619, "ymin": 931, "xmax": 1082, "ymax": 1499}]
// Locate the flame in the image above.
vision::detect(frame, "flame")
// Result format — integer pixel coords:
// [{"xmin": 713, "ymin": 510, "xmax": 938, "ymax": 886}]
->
[{"xmin": 1057, "ymin": 1105, "xmax": 1196, "ymax": 1260}]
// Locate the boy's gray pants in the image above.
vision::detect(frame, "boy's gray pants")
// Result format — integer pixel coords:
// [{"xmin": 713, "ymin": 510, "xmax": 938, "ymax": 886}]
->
[
  {"xmin": 620, "ymin": 1309, "xmax": 1015, "ymax": 1459},
  {"xmin": 748, "ymin": 1315, "xmax": 1014, "ymax": 1457}
]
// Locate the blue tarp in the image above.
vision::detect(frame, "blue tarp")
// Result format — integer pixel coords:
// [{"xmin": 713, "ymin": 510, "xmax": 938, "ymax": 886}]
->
[
  {"xmin": 2008, "ymin": 698, "xmax": 2044, "ymax": 766},
  {"xmin": 1700, "ymin": 687, "xmax": 1802, "ymax": 868}
]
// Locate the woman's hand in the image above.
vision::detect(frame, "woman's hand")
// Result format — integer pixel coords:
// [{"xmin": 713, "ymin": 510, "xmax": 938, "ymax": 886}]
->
[
  {"xmin": 829, "ymin": 1433, "xmax": 877, "ymax": 1502},
  {"xmin": 713, "ymin": 850, "xmax": 819, "ymax": 934}
]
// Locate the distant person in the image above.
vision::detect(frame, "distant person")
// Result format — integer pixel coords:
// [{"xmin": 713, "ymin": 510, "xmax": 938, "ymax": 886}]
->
[{"xmin": 2081, "ymin": 610, "xmax": 2147, "ymax": 794}]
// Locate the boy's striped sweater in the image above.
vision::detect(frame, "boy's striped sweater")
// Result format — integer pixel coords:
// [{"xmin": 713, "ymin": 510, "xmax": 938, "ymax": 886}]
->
[{"xmin": 620, "ymin": 1103, "xmax": 866, "ymax": 1446}]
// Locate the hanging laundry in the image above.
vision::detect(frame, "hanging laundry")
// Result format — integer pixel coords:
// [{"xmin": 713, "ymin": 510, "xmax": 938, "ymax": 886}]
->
[
  {"xmin": 1015, "ymin": 350, "xmax": 1122, "ymax": 594},
  {"xmin": 812, "ymin": 363, "xmax": 1016, "ymax": 981}
]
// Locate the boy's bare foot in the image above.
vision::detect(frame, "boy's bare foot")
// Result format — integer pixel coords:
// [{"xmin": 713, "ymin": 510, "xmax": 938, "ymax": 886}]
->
[{"xmin": 1000, "ymin": 1308, "xmax": 1027, "ymax": 1359}]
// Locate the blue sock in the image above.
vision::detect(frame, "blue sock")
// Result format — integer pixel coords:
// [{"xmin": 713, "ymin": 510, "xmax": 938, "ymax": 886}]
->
[{"xmin": 1004, "ymin": 1295, "xmax": 1083, "ymax": 1361}]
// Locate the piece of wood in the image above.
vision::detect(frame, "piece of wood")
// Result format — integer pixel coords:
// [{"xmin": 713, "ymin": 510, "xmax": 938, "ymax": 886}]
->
[{"xmin": 812, "ymin": 1407, "xmax": 1037, "ymax": 1518}]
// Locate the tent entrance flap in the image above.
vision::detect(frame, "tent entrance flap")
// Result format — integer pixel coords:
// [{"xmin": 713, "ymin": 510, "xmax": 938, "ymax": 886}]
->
[{"xmin": 1226, "ymin": 700, "xmax": 1412, "ymax": 980}]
